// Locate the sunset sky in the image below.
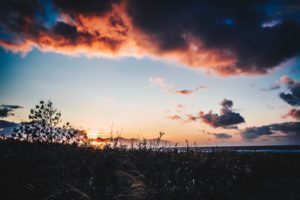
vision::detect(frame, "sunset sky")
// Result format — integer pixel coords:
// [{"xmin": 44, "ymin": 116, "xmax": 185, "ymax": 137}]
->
[{"xmin": 0, "ymin": 0, "xmax": 300, "ymax": 145}]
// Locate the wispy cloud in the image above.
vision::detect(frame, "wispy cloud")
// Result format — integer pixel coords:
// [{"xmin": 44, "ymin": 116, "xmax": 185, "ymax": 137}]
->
[
  {"xmin": 211, "ymin": 133, "xmax": 232, "ymax": 139},
  {"xmin": 200, "ymin": 130, "xmax": 232, "ymax": 139},
  {"xmin": 175, "ymin": 90, "xmax": 193, "ymax": 95},
  {"xmin": 149, "ymin": 76, "xmax": 173, "ymax": 92},
  {"xmin": 149, "ymin": 76, "xmax": 207, "ymax": 95},
  {"xmin": 101, "ymin": 96, "xmax": 116, "ymax": 104},
  {"xmin": 175, "ymin": 85, "xmax": 207, "ymax": 95},
  {"xmin": 260, "ymin": 83, "xmax": 280, "ymax": 91},
  {"xmin": 168, "ymin": 115, "xmax": 182, "ymax": 120}
]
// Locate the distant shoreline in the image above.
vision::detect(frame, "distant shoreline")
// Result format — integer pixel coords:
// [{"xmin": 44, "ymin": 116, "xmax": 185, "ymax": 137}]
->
[{"xmin": 165, "ymin": 145, "xmax": 300, "ymax": 153}]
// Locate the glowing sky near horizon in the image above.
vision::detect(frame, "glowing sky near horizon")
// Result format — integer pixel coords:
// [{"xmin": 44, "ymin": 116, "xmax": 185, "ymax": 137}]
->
[
  {"xmin": 1, "ymin": 47, "xmax": 299, "ymax": 145},
  {"xmin": 1, "ymin": 0, "xmax": 300, "ymax": 145}
]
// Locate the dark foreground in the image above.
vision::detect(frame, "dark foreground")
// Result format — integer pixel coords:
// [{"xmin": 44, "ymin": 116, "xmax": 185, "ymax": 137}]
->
[{"xmin": 1, "ymin": 140, "xmax": 300, "ymax": 200}]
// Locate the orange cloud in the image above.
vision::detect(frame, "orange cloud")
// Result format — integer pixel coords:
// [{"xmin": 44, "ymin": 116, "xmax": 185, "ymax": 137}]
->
[
  {"xmin": 175, "ymin": 90, "xmax": 193, "ymax": 95},
  {"xmin": 168, "ymin": 115, "xmax": 182, "ymax": 120},
  {"xmin": 280, "ymin": 75, "xmax": 298, "ymax": 85},
  {"xmin": 0, "ymin": 1, "xmax": 239, "ymax": 76},
  {"xmin": 175, "ymin": 85, "xmax": 207, "ymax": 95},
  {"xmin": 284, "ymin": 108, "xmax": 300, "ymax": 120},
  {"xmin": 1, "ymin": 0, "xmax": 299, "ymax": 76},
  {"xmin": 0, "ymin": 40, "xmax": 33, "ymax": 53}
]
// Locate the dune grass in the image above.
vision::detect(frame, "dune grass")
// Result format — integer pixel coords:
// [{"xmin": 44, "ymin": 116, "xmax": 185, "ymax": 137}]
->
[{"xmin": 1, "ymin": 139, "xmax": 300, "ymax": 200}]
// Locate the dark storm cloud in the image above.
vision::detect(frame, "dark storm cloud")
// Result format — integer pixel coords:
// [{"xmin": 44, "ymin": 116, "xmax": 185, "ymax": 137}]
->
[
  {"xmin": 241, "ymin": 121, "xmax": 300, "ymax": 139},
  {"xmin": 0, "ymin": 0, "xmax": 127, "ymax": 55},
  {"xmin": 1, "ymin": 0, "xmax": 300, "ymax": 75},
  {"xmin": 127, "ymin": 0, "xmax": 300, "ymax": 75},
  {"xmin": 0, "ymin": 105, "xmax": 23, "ymax": 118},
  {"xmin": 52, "ymin": 0, "xmax": 117, "ymax": 16},
  {"xmin": 280, "ymin": 93, "xmax": 299, "ymax": 106},
  {"xmin": 52, "ymin": 22, "xmax": 80, "ymax": 41},
  {"xmin": 200, "ymin": 99, "xmax": 245, "ymax": 128},
  {"xmin": 279, "ymin": 76, "xmax": 300, "ymax": 106},
  {"xmin": 0, "ymin": 0, "xmax": 40, "ymax": 28}
]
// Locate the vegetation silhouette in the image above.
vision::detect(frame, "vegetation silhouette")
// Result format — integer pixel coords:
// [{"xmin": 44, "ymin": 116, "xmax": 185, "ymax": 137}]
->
[
  {"xmin": 1, "ymin": 140, "xmax": 300, "ymax": 200},
  {"xmin": 11, "ymin": 100, "xmax": 87, "ymax": 144}
]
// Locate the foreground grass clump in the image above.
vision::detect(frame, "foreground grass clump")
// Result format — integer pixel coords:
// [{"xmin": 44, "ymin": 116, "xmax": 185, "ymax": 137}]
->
[{"xmin": 1, "ymin": 140, "xmax": 300, "ymax": 200}]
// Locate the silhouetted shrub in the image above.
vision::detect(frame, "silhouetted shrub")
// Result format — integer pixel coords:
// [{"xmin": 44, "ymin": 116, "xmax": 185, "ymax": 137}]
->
[{"xmin": 11, "ymin": 100, "xmax": 87, "ymax": 144}]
